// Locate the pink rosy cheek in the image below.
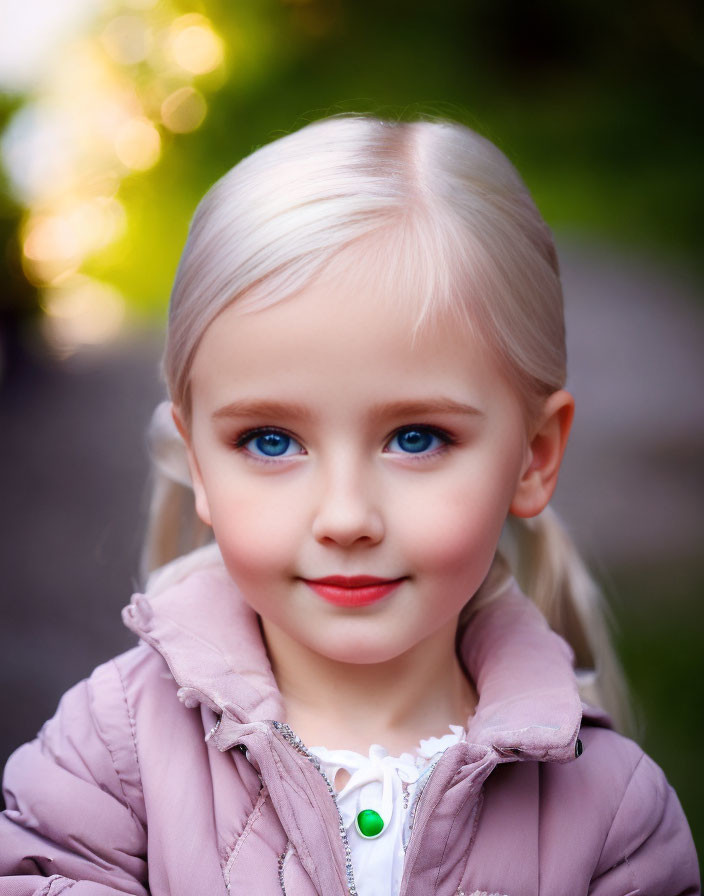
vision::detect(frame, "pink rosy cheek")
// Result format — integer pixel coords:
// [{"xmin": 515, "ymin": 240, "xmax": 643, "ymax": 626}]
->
[
  {"xmin": 406, "ymin": 507, "xmax": 504, "ymax": 576},
  {"xmin": 210, "ymin": 513, "xmax": 295, "ymax": 573}
]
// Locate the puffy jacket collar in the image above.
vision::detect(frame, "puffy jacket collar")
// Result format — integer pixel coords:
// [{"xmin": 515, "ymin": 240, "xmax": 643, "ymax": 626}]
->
[
  {"xmin": 123, "ymin": 545, "xmax": 285, "ymax": 722},
  {"xmin": 123, "ymin": 544, "xmax": 585, "ymax": 763}
]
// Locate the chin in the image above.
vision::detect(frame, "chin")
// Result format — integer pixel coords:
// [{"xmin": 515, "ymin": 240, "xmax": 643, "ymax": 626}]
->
[{"xmin": 311, "ymin": 635, "xmax": 410, "ymax": 667}]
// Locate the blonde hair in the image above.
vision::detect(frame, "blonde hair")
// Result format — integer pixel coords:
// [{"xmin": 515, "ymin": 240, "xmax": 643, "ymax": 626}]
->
[{"xmin": 144, "ymin": 114, "xmax": 630, "ymax": 730}]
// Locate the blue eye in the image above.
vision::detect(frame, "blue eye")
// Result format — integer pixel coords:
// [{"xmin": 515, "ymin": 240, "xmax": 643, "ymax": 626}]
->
[
  {"xmin": 387, "ymin": 427, "xmax": 446, "ymax": 455},
  {"xmin": 241, "ymin": 430, "xmax": 303, "ymax": 458}
]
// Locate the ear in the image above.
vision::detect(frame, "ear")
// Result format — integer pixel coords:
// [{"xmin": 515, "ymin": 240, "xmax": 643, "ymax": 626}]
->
[
  {"xmin": 509, "ymin": 389, "xmax": 575, "ymax": 519},
  {"xmin": 171, "ymin": 404, "xmax": 213, "ymax": 527}
]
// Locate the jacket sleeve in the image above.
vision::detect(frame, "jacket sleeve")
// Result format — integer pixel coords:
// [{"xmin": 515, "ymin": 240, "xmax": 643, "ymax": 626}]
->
[
  {"xmin": 0, "ymin": 661, "xmax": 149, "ymax": 896},
  {"xmin": 589, "ymin": 750, "xmax": 700, "ymax": 896}
]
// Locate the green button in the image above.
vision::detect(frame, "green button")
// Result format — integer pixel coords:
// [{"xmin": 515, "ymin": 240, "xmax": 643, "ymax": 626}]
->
[{"xmin": 355, "ymin": 809, "xmax": 384, "ymax": 838}]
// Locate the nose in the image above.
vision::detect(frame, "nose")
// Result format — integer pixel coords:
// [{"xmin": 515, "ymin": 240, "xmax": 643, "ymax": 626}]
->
[{"xmin": 311, "ymin": 457, "xmax": 384, "ymax": 547}]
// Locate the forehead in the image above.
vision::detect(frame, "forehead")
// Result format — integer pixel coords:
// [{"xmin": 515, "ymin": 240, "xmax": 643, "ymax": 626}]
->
[
  {"xmin": 194, "ymin": 227, "xmax": 476, "ymax": 366},
  {"xmin": 188, "ymin": 259, "xmax": 516, "ymax": 422},
  {"xmin": 198, "ymin": 279, "xmax": 445, "ymax": 364}
]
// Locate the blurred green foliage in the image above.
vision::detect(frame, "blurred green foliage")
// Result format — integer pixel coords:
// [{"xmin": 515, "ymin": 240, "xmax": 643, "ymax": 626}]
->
[{"xmin": 607, "ymin": 562, "xmax": 703, "ymax": 864}]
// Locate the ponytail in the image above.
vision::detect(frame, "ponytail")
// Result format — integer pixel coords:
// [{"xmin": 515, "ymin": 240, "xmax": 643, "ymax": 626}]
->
[
  {"xmin": 471, "ymin": 506, "xmax": 633, "ymax": 734},
  {"xmin": 140, "ymin": 401, "xmax": 212, "ymax": 584}
]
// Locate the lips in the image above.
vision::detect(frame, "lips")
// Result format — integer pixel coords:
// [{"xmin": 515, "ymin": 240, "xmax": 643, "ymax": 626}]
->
[{"xmin": 302, "ymin": 575, "xmax": 405, "ymax": 608}]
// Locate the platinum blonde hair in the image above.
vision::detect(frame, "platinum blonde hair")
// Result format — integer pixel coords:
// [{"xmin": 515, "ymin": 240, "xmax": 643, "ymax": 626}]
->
[
  {"xmin": 165, "ymin": 116, "xmax": 564, "ymax": 418},
  {"xmin": 145, "ymin": 114, "xmax": 630, "ymax": 731}
]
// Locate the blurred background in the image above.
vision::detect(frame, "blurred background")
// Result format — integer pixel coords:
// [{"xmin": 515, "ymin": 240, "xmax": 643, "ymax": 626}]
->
[{"xmin": 1, "ymin": 0, "xmax": 702, "ymax": 859}]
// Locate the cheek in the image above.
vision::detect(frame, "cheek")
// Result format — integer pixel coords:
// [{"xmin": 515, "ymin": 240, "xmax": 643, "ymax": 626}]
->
[
  {"xmin": 398, "ymin": 474, "xmax": 515, "ymax": 579},
  {"xmin": 409, "ymin": 503, "xmax": 500, "ymax": 574},
  {"xmin": 206, "ymin": 483, "xmax": 301, "ymax": 582}
]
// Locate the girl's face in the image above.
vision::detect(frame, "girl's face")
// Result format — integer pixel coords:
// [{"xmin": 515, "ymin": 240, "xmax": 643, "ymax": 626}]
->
[{"xmin": 180, "ymin": 270, "xmax": 561, "ymax": 669}]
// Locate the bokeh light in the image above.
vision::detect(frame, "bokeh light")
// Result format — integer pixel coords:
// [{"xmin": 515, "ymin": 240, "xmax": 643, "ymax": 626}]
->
[
  {"xmin": 167, "ymin": 14, "xmax": 224, "ymax": 75},
  {"xmin": 0, "ymin": 1, "xmax": 223, "ymax": 354},
  {"xmin": 114, "ymin": 117, "xmax": 161, "ymax": 170},
  {"xmin": 100, "ymin": 15, "xmax": 152, "ymax": 65},
  {"xmin": 161, "ymin": 86, "xmax": 207, "ymax": 133},
  {"xmin": 40, "ymin": 275, "xmax": 126, "ymax": 357}
]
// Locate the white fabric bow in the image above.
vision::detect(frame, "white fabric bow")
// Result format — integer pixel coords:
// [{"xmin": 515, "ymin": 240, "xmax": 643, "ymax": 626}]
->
[{"xmin": 311, "ymin": 726, "xmax": 465, "ymax": 836}]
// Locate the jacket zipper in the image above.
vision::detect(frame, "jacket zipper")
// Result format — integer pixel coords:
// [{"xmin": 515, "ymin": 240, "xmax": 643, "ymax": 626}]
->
[
  {"xmin": 271, "ymin": 721, "xmax": 359, "ymax": 896},
  {"xmin": 277, "ymin": 843, "xmax": 292, "ymax": 896},
  {"xmin": 270, "ymin": 723, "xmax": 447, "ymax": 895},
  {"xmin": 402, "ymin": 757, "xmax": 440, "ymax": 852}
]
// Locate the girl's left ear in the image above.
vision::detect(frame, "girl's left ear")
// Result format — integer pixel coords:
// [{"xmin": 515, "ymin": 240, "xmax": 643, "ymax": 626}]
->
[{"xmin": 509, "ymin": 389, "xmax": 575, "ymax": 519}]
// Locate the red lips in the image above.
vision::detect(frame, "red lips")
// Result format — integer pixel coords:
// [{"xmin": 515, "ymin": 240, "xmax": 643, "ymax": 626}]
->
[{"xmin": 303, "ymin": 575, "xmax": 405, "ymax": 608}]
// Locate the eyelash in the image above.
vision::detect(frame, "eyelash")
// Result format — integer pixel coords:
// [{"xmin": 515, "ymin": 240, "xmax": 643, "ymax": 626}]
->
[
  {"xmin": 232, "ymin": 425, "xmax": 457, "ymax": 462},
  {"xmin": 384, "ymin": 425, "xmax": 457, "ymax": 459},
  {"xmin": 232, "ymin": 427, "xmax": 304, "ymax": 464}
]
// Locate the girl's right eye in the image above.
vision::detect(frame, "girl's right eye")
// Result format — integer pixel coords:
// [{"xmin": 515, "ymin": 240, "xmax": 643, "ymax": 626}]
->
[{"xmin": 236, "ymin": 428, "xmax": 304, "ymax": 459}]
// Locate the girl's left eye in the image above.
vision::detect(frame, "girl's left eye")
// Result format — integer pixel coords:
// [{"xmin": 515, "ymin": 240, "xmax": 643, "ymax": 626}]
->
[
  {"xmin": 385, "ymin": 426, "xmax": 450, "ymax": 455},
  {"xmin": 237, "ymin": 429, "xmax": 304, "ymax": 459}
]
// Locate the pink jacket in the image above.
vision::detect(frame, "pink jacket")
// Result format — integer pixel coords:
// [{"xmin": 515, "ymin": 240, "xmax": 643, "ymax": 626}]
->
[{"xmin": 1, "ymin": 551, "xmax": 699, "ymax": 895}]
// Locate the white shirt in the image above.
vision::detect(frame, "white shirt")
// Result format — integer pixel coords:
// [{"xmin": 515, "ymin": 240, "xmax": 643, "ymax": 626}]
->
[{"xmin": 309, "ymin": 726, "xmax": 465, "ymax": 896}]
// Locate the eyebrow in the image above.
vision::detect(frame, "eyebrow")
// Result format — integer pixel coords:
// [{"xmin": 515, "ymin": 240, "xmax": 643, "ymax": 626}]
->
[
  {"xmin": 368, "ymin": 399, "xmax": 484, "ymax": 422},
  {"xmin": 212, "ymin": 400, "xmax": 315, "ymax": 422},
  {"xmin": 212, "ymin": 398, "xmax": 484, "ymax": 423}
]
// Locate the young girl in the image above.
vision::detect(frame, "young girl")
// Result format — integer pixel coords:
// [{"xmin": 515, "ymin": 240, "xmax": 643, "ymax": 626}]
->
[{"xmin": 1, "ymin": 115, "xmax": 698, "ymax": 895}]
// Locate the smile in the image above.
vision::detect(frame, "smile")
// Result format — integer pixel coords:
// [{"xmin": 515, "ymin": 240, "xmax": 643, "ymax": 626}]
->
[{"xmin": 302, "ymin": 576, "xmax": 406, "ymax": 608}]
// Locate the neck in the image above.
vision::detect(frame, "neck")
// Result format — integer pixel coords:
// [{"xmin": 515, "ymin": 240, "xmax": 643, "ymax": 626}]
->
[{"xmin": 261, "ymin": 618, "xmax": 476, "ymax": 756}]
